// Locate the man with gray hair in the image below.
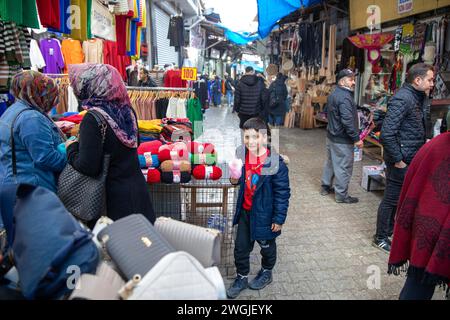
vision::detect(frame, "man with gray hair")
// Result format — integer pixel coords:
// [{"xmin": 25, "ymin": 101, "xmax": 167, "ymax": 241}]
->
[{"xmin": 320, "ymin": 69, "xmax": 363, "ymax": 204}]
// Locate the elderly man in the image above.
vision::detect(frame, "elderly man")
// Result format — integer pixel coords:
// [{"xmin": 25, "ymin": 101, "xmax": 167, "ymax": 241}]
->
[{"xmin": 320, "ymin": 69, "xmax": 363, "ymax": 204}]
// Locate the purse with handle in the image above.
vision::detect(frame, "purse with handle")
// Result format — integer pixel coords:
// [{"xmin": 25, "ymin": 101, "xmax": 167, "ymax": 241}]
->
[
  {"xmin": 119, "ymin": 251, "xmax": 222, "ymax": 300},
  {"xmin": 97, "ymin": 214, "xmax": 175, "ymax": 280},
  {"xmin": 154, "ymin": 217, "xmax": 221, "ymax": 267},
  {"xmin": 57, "ymin": 110, "xmax": 110, "ymax": 222}
]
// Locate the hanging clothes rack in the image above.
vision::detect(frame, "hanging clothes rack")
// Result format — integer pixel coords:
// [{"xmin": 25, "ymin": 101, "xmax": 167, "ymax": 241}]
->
[{"xmin": 126, "ymin": 86, "xmax": 193, "ymax": 91}]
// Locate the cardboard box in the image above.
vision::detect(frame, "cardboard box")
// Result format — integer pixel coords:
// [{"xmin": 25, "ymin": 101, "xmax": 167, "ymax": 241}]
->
[{"xmin": 361, "ymin": 165, "xmax": 385, "ymax": 191}]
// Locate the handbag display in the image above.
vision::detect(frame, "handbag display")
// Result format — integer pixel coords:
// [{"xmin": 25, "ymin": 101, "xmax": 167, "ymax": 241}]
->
[
  {"xmin": 120, "ymin": 251, "xmax": 222, "ymax": 300},
  {"xmin": 57, "ymin": 110, "xmax": 110, "ymax": 222},
  {"xmin": 69, "ymin": 262, "xmax": 125, "ymax": 300},
  {"xmin": 154, "ymin": 217, "xmax": 221, "ymax": 267},
  {"xmin": 97, "ymin": 214, "xmax": 175, "ymax": 280}
]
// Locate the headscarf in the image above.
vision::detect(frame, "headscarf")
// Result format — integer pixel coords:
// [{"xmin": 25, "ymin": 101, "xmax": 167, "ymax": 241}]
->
[
  {"xmin": 388, "ymin": 132, "xmax": 450, "ymax": 288},
  {"xmin": 10, "ymin": 71, "xmax": 59, "ymax": 113},
  {"xmin": 68, "ymin": 64, "xmax": 137, "ymax": 148}
]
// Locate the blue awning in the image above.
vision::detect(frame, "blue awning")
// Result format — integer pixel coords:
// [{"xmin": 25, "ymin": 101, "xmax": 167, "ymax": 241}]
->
[
  {"xmin": 257, "ymin": 0, "xmax": 322, "ymax": 38},
  {"xmin": 215, "ymin": 23, "xmax": 260, "ymax": 45}
]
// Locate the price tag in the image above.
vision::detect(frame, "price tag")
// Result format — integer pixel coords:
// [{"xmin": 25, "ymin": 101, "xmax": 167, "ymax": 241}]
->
[{"xmin": 181, "ymin": 67, "xmax": 197, "ymax": 81}]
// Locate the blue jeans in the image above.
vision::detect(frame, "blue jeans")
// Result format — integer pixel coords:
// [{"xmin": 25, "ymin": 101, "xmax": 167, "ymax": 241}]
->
[
  {"xmin": 226, "ymin": 90, "xmax": 233, "ymax": 106},
  {"xmin": 268, "ymin": 114, "xmax": 284, "ymax": 126}
]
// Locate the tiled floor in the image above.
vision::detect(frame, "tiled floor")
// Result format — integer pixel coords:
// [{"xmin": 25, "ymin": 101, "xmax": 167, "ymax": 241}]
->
[{"xmin": 199, "ymin": 105, "xmax": 446, "ymax": 300}]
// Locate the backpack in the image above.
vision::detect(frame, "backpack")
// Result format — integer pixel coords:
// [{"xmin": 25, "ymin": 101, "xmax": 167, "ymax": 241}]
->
[{"xmin": 269, "ymin": 85, "xmax": 280, "ymax": 108}]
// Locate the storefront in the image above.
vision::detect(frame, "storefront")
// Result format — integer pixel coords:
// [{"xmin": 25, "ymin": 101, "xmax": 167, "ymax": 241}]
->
[{"xmin": 151, "ymin": 3, "xmax": 180, "ymax": 67}]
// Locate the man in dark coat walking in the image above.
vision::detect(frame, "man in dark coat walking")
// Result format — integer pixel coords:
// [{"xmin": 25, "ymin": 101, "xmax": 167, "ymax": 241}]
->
[
  {"xmin": 233, "ymin": 67, "xmax": 267, "ymax": 128},
  {"xmin": 268, "ymin": 73, "xmax": 288, "ymax": 126},
  {"xmin": 320, "ymin": 69, "xmax": 363, "ymax": 204},
  {"xmin": 373, "ymin": 63, "xmax": 434, "ymax": 253}
]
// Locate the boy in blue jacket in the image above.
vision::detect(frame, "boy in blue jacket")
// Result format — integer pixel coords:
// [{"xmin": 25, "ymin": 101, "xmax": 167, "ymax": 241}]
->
[{"xmin": 227, "ymin": 117, "xmax": 291, "ymax": 299}]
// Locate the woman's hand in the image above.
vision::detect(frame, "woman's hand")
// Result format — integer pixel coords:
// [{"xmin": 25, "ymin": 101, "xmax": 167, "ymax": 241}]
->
[
  {"xmin": 65, "ymin": 138, "xmax": 77, "ymax": 148},
  {"xmin": 271, "ymin": 223, "xmax": 282, "ymax": 232}
]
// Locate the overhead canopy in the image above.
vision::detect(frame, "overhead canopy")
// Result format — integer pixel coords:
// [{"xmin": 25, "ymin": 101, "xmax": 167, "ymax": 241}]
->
[{"xmin": 257, "ymin": 0, "xmax": 323, "ymax": 38}]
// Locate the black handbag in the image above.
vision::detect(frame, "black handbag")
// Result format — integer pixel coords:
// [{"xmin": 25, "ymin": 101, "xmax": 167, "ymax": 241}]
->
[
  {"xmin": 58, "ymin": 110, "xmax": 110, "ymax": 222},
  {"xmin": 97, "ymin": 214, "xmax": 175, "ymax": 280}
]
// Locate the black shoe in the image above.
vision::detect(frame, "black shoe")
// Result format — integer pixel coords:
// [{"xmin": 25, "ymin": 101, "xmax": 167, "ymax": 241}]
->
[
  {"xmin": 248, "ymin": 269, "xmax": 273, "ymax": 290},
  {"xmin": 335, "ymin": 196, "xmax": 359, "ymax": 204},
  {"xmin": 320, "ymin": 186, "xmax": 334, "ymax": 196},
  {"xmin": 226, "ymin": 275, "xmax": 248, "ymax": 299},
  {"xmin": 372, "ymin": 238, "xmax": 391, "ymax": 253}
]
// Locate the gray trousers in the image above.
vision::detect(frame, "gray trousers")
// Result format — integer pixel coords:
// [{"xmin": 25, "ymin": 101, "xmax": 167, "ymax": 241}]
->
[{"xmin": 321, "ymin": 138, "xmax": 354, "ymax": 200}]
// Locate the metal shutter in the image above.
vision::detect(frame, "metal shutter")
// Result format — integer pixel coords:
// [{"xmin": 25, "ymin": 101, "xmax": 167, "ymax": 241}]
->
[{"xmin": 154, "ymin": 5, "xmax": 179, "ymax": 66}]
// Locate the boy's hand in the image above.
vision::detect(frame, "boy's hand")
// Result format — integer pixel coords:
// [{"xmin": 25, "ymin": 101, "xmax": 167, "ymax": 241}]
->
[{"xmin": 271, "ymin": 223, "xmax": 282, "ymax": 232}]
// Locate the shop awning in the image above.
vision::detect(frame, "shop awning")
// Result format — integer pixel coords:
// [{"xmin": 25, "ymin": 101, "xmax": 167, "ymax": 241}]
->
[
  {"xmin": 217, "ymin": 23, "xmax": 260, "ymax": 45},
  {"xmin": 257, "ymin": 0, "xmax": 322, "ymax": 38}
]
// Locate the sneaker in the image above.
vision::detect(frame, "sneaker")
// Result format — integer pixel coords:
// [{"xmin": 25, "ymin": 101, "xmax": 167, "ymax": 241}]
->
[
  {"xmin": 248, "ymin": 269, "xmax": 273, "ymax": 290},
  {"xmin": 372, "ymin": 238, "xmax": 391, "ymax": 253},
  {"xmin": 320, "ymin": 186, "xmax": 334, "ymax": 196},
  {"xmin": 335, "ymin": 196, "xmax": 359, "ymax": 204},
  {"xmin": 226, "ymin": 275, "xmax": 248, "ymax": 299}
]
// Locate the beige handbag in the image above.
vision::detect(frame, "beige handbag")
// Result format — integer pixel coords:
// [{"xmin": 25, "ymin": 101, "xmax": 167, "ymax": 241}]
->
[{"xmin": 154, "ymin": 217, "xmax": 221, "ymax": 267}]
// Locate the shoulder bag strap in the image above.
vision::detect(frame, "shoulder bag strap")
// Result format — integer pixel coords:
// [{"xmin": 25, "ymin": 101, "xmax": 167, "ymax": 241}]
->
[
  {"xmin": 10, "ymin": 108, "xmax": 34, "ymax": 177},
  {"xmin": 87, "ymin": 110, "xmax": 108, "ymax": 145}
]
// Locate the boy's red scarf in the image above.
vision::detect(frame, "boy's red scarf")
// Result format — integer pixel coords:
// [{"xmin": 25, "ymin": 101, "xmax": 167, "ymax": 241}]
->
[{"xmin": 388, "ymin": 133, "xmax": 450, "ymax": 288}]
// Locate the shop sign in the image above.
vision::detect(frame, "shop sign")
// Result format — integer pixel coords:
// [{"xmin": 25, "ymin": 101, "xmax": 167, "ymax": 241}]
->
[
  {"xmin": 398, "ymin": 0, "xmax": 413, "ymax": 14},
  {"xmin": 91, "ymin": 0, "xmax": 115, "ymax": 41},
  {"xmin": 181, "ymin": 67, "xmax": 197, "ymax": 81}
]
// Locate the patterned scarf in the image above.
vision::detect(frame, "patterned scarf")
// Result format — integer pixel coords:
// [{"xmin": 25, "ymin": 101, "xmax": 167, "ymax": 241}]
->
[
  {"xmin": 10, "ymin": 71, "xmax": 58, "ymax": 113},
  {"xmin": 388, "ymin": 133, "xmax": 450, "ymax": 288},
  {"xmin": 68, "ymin": 64, "xmax": 137, "ymax": 148}
]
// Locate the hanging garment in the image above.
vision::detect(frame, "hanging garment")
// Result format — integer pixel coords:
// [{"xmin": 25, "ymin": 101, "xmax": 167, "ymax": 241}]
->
[
  {"xmin": 340, "ymin": 37, "xmax": 365, "ymax": 72},
  {"xmin": 164, "ymin": 70, "xmax": 187, "ymax": 88},
  {"xmin": 40, "ymin": 38, "xmax": 65, "ymax": 74},
  {"xmin": 166, "ymin": 97, "xmax": 179, "ymax": 118},
  {"xmin": 82, "ymin": 39, "xmax": 104, "ymax": 63},
  {"xmin": 29, "ymin": 39, "xmax": 46, "ymax": 71},
  {"xmin": 187, "ymin": 98, "xmax": 203, "ymax": 139},
  {"xmin": 194, "ymin": 79, "xmax": 208, "ymax": 108},
  {"xmin": 67, "ymin": 85, "xmax": 79, "ymax": 112},
  {"xmin": 167, "ymin": 16, "xmax": 184, "ymax": 49},
  {"xmin": 36, "ymin": 0, "xmax": 61, "ymax": 30},
  {"xmin": 114, "ymin": 0, "xmax": 130, "ymax": 14},
  {"xmin": 176, "ymin": 98, "xmax": 187, "ymax": 119},
  {"xmin": 348, "ymin": 33, "xmax": 395, "ymax": 64},
  {"xmin": 0, "ymin": 0, "xmax": 40, "ymax": 28},
  {"xmin": 61, "ymin": 39, "xmax": 84, "ymax": 72}
]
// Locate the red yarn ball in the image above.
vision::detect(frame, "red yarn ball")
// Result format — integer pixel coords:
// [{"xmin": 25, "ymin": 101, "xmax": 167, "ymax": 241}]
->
[
  {"xmin": 192, "ymin": 165, "xmax": 222, "ymax": 180},
  {"xmin": 146, "ymin": 168, "xmax": 161, "ymax": 183},
  {"xmin": 138, "ymin": 141, "xmax": 162, "ymax": 155}
]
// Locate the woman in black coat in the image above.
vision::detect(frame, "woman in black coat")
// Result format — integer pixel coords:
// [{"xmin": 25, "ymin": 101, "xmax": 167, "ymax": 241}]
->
[{"xmin": 66, "ymin": 64, "xmax": 155, "ymax": 224}]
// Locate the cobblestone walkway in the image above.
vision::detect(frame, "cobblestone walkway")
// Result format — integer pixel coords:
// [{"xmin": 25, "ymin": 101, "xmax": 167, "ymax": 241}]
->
[{"xmin": 200, "ymin": 105, "xmax": 445, "ymax": 300}]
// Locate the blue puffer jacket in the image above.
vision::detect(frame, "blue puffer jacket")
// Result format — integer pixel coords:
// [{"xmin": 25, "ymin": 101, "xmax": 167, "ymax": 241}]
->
[
  {"xmin": 0, "ymin": 101, "xmax": 66, "ymax": 192},
  {"xmin": 233, "ymin": 146, "xmax": 291, "ymax": 241}
]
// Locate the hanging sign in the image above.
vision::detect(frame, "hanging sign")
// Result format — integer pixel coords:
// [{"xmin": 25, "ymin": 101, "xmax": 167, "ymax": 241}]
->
[
  {"xmin": 181, "ymin": 67, "xmax": 197, "ymax": 81},
  {"xmin": 398, "ymin": 0, "xmax": 413, "ymax": 14},
  {"xmin": 91, "ymin": 0, "xmax": 115, "ymax": 41}
]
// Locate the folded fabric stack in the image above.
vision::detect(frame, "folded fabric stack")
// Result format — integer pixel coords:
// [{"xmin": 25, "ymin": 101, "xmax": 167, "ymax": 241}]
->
[
  {"xmin": 160, "ymin": 118, "xmax": 193, "ymax": 143},
  {"xmin": 55, "ymin": 121, "xmax": 77, "ymax": 135},
  {"xmin": 138, "ymin": 119, "xmax": 163, "ymax": 142}
]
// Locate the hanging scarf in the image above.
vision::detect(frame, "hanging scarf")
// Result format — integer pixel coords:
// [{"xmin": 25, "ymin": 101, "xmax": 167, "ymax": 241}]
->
[
  {"xmin": 388, "ymin": 133, "xmax": 450, "ymax": 288},
  {"xmin": 348, "ymin": 33, "xmax": 394, "ymax": 64},
  {"xmin": 68, "ymin": 63, "xmax": 137, "ymax": 148},
  {"xmin": 10, "ymin": 70, "xmax": 59, "ymax": 113}
]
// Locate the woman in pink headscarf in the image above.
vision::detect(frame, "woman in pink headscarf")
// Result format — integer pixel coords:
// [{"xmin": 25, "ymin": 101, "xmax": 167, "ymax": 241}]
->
[{"xmin": 66, "ymin": 64, "xmax": 155, "ymax": 224}]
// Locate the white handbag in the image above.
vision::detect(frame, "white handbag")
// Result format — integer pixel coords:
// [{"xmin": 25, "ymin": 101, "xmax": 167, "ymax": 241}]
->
[
  {"xmin": 154, "ymin": 217, "xmax": 221, "ymax": 267},
  {"xmin": 120, "ymin": 251, "xmax": 223, "ymax": 300}
]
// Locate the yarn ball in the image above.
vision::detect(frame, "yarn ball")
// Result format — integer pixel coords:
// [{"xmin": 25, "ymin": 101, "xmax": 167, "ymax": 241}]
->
[
  {"xmin": 146, "ymin": 168, "xmax": 161, "ymax": 184},
  {"xmin": 160, "ymin": 171, "xmax": 191, "ymax": 184},
  {"xmin": 160, "ymin": 160, "xmax": 191, "ymax": 172},
  {"xmin": 192, "ymin": 153, "xmax": 217, "ymax": 165},
  {"xmin": 138, "ymin": 154, "xmax": 160, "ymax": 168},
  {"xmin": 138, "ymin": 140, "xmax": 163, "ymax": 155},
  {"xmin": 192, "ymin": 165, "xmax": 222, "ymax": 180}
]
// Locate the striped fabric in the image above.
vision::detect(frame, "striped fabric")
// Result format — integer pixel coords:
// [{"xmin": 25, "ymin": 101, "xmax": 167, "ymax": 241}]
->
[{"xmin": 114, "ymin": 0, "xmax": 129, "ymax": 14}]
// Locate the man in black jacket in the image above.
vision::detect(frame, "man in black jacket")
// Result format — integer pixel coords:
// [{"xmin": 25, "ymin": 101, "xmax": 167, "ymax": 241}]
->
[
  {"xmin": 138, "ymin": 68, "xmax": 157, "ymax": 87},
  {"xmin": 373, "ymin": 63, "xmax": 434, "ymax": 253},
  {"xmin": 320, "ymin": 69, "xmax": 363, "ymax": 204},
  {"xmin": 234, "ymin": 67, "xmax": 268, "ymax": 128}
]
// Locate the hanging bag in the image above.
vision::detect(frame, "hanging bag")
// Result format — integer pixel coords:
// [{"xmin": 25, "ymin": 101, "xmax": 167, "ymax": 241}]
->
[{"xmin": 57, "ymin": 110, "xmax": 110, "ymax": 222}]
